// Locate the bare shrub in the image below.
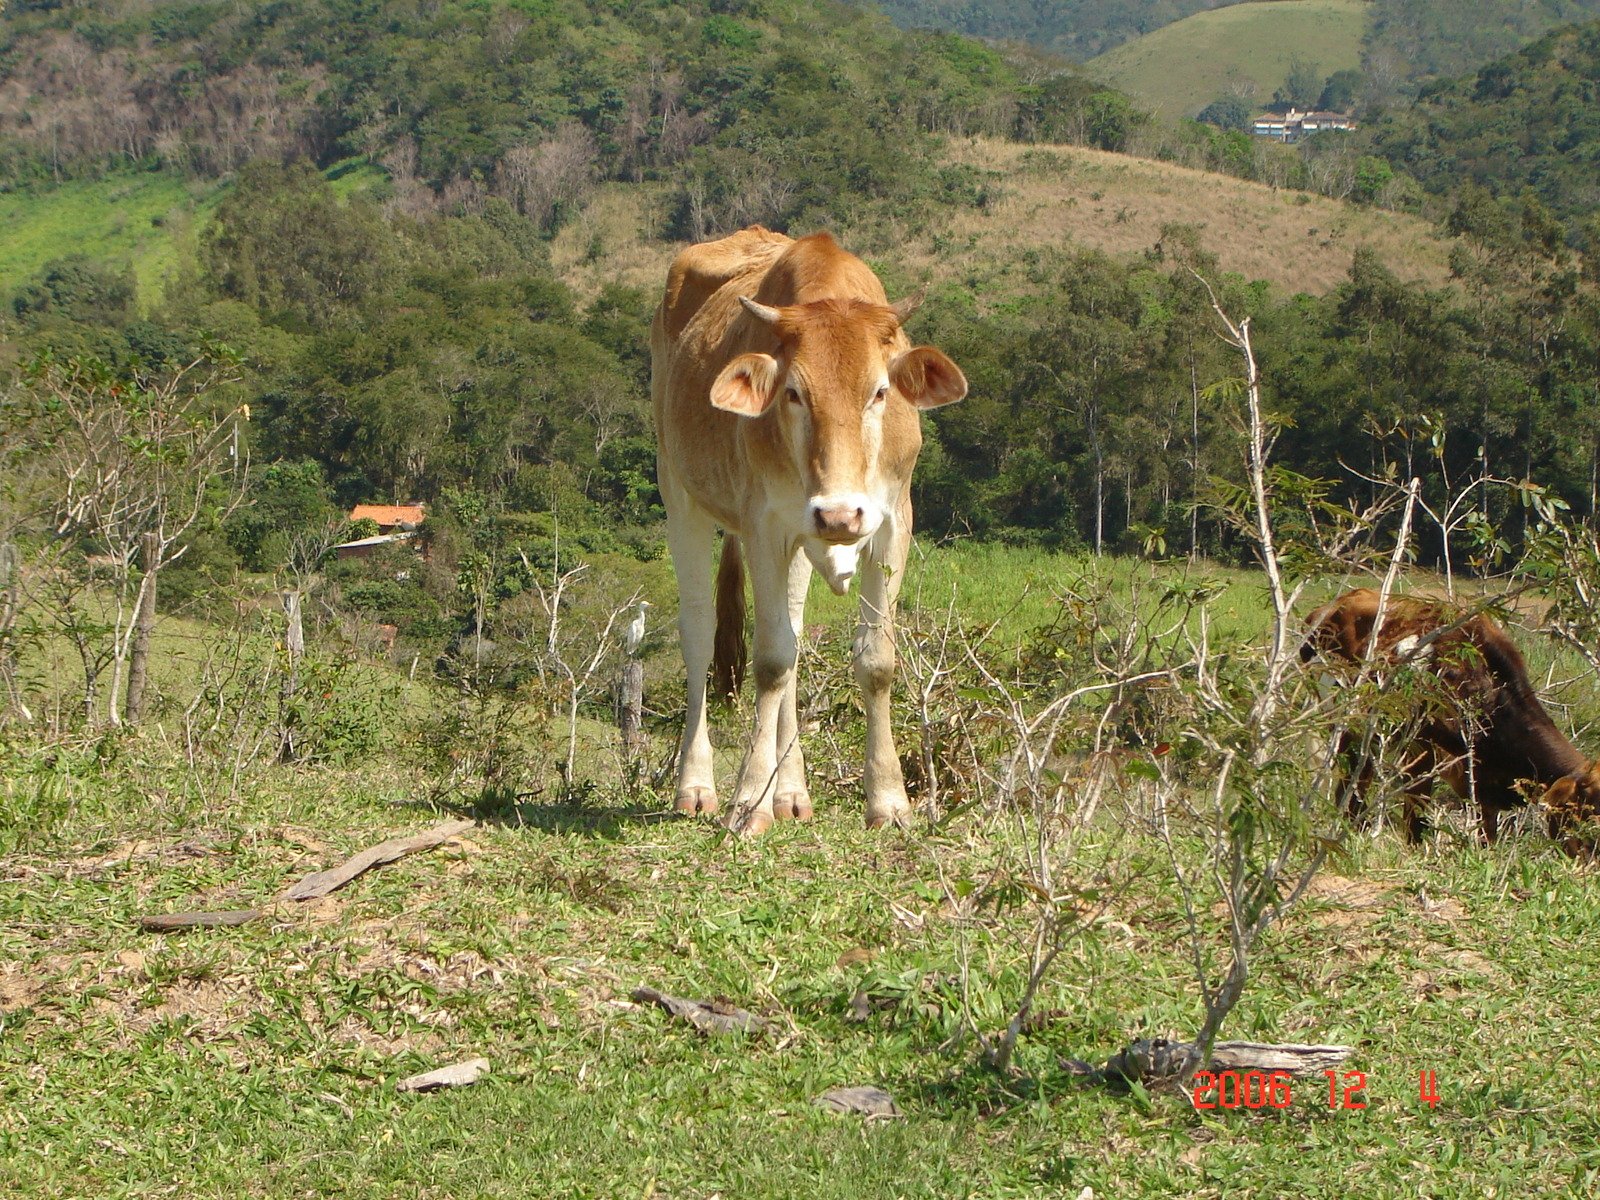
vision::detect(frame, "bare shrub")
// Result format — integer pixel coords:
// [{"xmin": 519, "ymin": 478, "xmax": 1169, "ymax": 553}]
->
[
  {"xmin": 493, "ymin": 123, "xmax": 598, "ymax": 232},
  {"xmin": 22, "ymin": 354, "xmax": 250, "ymax": 728}
]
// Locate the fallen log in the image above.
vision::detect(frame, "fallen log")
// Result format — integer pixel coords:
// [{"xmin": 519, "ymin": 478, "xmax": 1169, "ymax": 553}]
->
[
  {"xmin": 1069, "ymin": 1038, "xmax": 1354, "ymax": 1086},
  {"xmin": 280, "ymin": 819, "xmax": 473, "ymax": 901},
  {"xmin": 138, "ymin": 909, "xmax": 263, "ymax": 932}
]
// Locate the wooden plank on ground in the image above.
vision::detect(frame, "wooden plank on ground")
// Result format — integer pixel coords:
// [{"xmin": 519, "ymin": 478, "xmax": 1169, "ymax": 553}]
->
[
  {"xmin": 396, "ymin": 1057, "xmax": 491, "ymax": 1093},
  {"xmin": 631, "ymin": 986, "xmax": 767, "ymax": 1036},
  {"xmin": 280, "ymin": 819, "xmax": 474, "ymax": 901},
  {"xmin": 138, "ymin": 909, "xmax": 263, "ymax": 932}
]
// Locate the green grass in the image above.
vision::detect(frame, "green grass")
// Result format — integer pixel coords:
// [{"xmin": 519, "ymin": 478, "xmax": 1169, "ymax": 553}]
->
[
  {"xmin": 0, "ymin": 159, "xmax": 389, "ymax": 310},
  {"xmin": 4, "ymin": 750, "xmax": 1600, "ymax": 1197},
  {"xmin": 1086, "ymin": 0, "xmax": 1371, "ymax": 118},
  {"xmin": 7, "ymin": 546, "xmax": 1600, "ymax": 1197},
  {"xmin": 0, "ymin": 171, "xmax": 224, "ymax": 309}
]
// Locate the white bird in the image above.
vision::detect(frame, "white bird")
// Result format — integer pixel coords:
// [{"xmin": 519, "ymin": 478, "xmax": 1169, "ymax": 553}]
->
[{"xmin": 624, "ymin": 600, "xmax": 652, "ymax": 657}]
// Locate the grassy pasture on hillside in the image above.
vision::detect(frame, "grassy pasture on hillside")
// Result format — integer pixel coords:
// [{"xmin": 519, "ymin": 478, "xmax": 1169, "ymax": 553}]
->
[
  {"xmin": 6, "ymin": 546, "xmax": 1600, "ymax": 1197},
  {"xmin": 0, "ymin": 161, "xmax": 388, "ymax": 309},
  {"xmin": 0, "ymin": 172, "xmax": 224, "ymax": 309},
  {"xmin": 554, "ymin": 138, "xmax": 1456, "ymax": 314},
  {"xmin": 1087, "ymin": 0, "xmax": 1370, "ymax": 118},
  {"xmin": 929, "ymin": 138, "xmax": 1454, "ymax": 297}
]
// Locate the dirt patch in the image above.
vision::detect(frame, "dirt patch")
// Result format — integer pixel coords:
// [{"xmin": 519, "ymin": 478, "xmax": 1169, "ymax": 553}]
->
[
  {"xmin": 1415, "ymin": 892, "xmax": 1468, "ymax": 922},
  {"xmin": 0, "ymin": 954, "xmax": 86, "ymax": 1013},
  {"xmin": 1409, "ymin": 948, "xmax": 1498, "ymax": 1000},
  {"xmin": 66, "ymin": 836, "xmax": 224, "ymax": 877},
  {"xmin": 1306, "ymin": 875, "xmax": 1394, "ymax": 909},
  {"xmin": 1301, "ymin": 875, "xmax": 1396, "ymax": 934},
  {"xmin": 0, "ymin": 963, "xmax": 48, "ymax": 1013}
]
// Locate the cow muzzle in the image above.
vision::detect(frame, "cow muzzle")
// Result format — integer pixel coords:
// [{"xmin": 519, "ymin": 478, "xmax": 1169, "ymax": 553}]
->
[{"xmin": 809, "ymin": 494, "xmax": 881, "ymax": 545}]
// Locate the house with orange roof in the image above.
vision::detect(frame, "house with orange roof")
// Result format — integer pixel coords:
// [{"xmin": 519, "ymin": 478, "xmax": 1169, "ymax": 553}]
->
[
  {"xmin": 336, "ymin": 503, "xmax": 427, "ymax": 561},
  {"xmin": 348, "ymin": 503, "xmax": 426, "ymax": 533}
]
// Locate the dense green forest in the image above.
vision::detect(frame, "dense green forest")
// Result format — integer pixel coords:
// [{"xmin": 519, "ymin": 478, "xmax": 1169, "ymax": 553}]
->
[
  {"xmin": 854, "ymin": 0, "xmax": 1240, "ymax": 62},
  {"xmin": 1369, "ymin": 21, "xmax": 1600, "ymax": 234},
  {"xmin": 4, "ymin": 0, "xmax": 1600, "ymax": 665},
  {"xmin": 1364, "ymin": 0, "xmax": 1600, "ymax": 85}
]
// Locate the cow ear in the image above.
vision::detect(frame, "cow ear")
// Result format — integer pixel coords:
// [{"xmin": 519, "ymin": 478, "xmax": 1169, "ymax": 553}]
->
[
  {"xmin": 890, "ymin": 346, "xmax": 967, "ymax": 410},
  {"xmin": 1544, "ymin": 776, "xmax": 1578, "ymax": 811},
  {"xmin": 710, "ymin": 353, "xmax": 781, "ymax": 416}
]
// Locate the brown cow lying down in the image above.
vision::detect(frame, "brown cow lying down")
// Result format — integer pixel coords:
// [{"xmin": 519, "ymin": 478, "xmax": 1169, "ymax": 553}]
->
[{"xmin": 1300, "ymin": 587, "xmax": 1600, "ymax": 850}]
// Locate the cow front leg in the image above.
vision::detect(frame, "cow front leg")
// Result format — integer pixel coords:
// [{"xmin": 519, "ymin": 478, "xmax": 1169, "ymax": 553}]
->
[
  {"xmin": 665, "ymin": 502, "xmax": 719, "ymax": 816},
  {"xmin": 728, "ymin": 537, "xmax": 799, "ymax": 836},
  {"xmin": 857, "ymin": 525, "xmax": 911, "ymax": 829},
  {"xmin": 774, "ymin": 551, "xmax": 812, "ymax": 821}
]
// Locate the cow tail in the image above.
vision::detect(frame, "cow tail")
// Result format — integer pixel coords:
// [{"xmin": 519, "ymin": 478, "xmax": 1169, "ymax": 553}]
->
[{"xmin": 711, "ymin": 534, "xmax": 747, "ymax": 701}]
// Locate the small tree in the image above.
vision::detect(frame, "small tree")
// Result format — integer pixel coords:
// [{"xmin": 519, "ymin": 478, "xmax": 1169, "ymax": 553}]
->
[
  {"xmin": 1274, "ymin": 55, "xmax": 1322, "ymax": 110},
  {"xmin": 26, "ymin": 351, "xmax": 249, "ymax": 727},
  {"xmin": 1197, "ymin": 95, "xmax": 1251, "ymax": 132},
  {"xmin": 1156, "ymin": 280, "xmax": 1418, "ymax": 1074}
]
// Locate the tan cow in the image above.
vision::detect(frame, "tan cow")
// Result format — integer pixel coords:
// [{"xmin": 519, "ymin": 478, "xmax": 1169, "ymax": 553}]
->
[{"xmin": 651, "ymin": 228, "xmax": 966, "ymax": 835}]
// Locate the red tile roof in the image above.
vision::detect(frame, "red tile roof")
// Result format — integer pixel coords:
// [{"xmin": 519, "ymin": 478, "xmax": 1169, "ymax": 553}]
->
[{"xmin": 349, "ymin": 504, "xmax": 426, "ymax": 527}]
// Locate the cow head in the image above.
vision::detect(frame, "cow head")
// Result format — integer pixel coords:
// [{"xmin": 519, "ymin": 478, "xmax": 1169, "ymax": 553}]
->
[
  {"xmin": 1541, "ymin": 761, "xmax": 1600, "ymax": 855},
  {"xmin": 709, "ymin": 295, "xmax": 966, "ymax": 593}
]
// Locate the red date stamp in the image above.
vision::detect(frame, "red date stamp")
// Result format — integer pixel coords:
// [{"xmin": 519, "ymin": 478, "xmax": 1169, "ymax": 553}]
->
[{"xmin": 1189, "ymin": 1069, "xmax": 1441, "ymax": 1111}]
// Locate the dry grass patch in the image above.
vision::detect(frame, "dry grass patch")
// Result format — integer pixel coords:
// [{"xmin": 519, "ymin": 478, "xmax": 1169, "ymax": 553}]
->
[
  {"xmin": 551, "ymin": 141, "xmax": 1454, "ymax": 314},
  {"xmin": 549, "ymin": 182, "xmax": 678, "ymax": 304},
  {"xmin": 929, "ymin": 138, "xmax": 1455, "ymax": 297}
]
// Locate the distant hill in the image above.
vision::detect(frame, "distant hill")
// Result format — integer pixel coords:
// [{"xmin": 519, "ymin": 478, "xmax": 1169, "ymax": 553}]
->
[
  {"xmin": 856, "ymin": 0, "xmax": 1244, "ymax": 61},
  {"xmin": 862, "ymin": 0, "xmax": 1600, "ymax": 96},
  {"xmin": 556, "ymin": 137, "xmax": 1456, "ymax": 306},
  {"xmin": 1085, "ymin": 0, "xmax": 1369, "ymax": 118},
  {"xmin": 1370, "ymin": 20, "xmax": 1600, "ymax": 231},
  {"xmin": 1365, "ymin": 0, "xmax": 1600, "ymax": 86}
]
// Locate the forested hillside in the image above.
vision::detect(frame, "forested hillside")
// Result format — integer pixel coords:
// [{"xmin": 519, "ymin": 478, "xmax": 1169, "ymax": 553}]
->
[
  {"xmin": 0, "ymin": 0, "xmax": 1051, "ymax": 233},
  {"xmin": 854, "ymin": 0, "xmax": 1241, "ymax": 61},
  {"xmin": 1370, "ymin": 21, "xmax": 1600, "ymax": 235},
  {"xmin": 1365, "ymin": 0, "xmax": 1600, "ymax": 85},
  {"xmin": 3, "ymin": 0, "xmax": 1599, "ymax": 657}
]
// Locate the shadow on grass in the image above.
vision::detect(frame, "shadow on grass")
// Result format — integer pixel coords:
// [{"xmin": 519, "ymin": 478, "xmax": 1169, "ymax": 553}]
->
[
  {"xmin": 895, "ymin": 1058, "xmax": 1121, "ymax": 1119},
  {"xmin": 412, "ymin": 789, "xmax": 688, "ymax": 840}
]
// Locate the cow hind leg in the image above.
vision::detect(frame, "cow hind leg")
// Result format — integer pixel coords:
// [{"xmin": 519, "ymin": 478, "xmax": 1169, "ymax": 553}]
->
[
  {"xmin": 665, "ymin": 502, "xmax": 719, "ymax": 816},
  {"xmin": 773, "ymin": 551, "xmax": 812, "ymax": 821}
]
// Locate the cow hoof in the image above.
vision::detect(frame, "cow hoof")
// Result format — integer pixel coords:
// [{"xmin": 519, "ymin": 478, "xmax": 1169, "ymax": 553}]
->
[
  {"xmin": 866, "ymin": 803, "xmax": 913, "ymax": 830},
  {"xmin": 728, "ymin": 808, "xmax": 774, "ymax": 837},
  {"xmin": 675, "ymin": 788, "xmax": 719, "ymax": 817},
  {"xmin": 773, "ymin": 791, "xmax": 813, "ymax": 821}
]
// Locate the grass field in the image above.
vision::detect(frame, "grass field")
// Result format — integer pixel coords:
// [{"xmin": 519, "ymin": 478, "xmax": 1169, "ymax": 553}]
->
[
  {"xmin": 0, "ymin": 160, "xmax": 387, "ymax": 309},
  {"xmin": 1087, "ymin": 0, "xmax": 1371, "ymax": 118},
  {"xmin": 7, "ymin": 545, "xmax": 1600, "ymax": 1197},
  {"xmin": 0, "ymin": 171, "xmax": 225, "ymax": 308}
]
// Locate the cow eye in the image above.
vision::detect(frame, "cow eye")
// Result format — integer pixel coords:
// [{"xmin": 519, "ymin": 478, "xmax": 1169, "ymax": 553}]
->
[
  {"xmin": 873, "ymin": 385, "xmax": 889, "ymax": 404},
  {"xmin": 785, "ymin": 387, "xmax": 802, "ymax": 405}
]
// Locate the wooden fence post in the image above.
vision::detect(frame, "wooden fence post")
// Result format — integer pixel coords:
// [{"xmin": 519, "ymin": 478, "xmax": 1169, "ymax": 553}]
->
[{"xmin": 619, "ymin": 659, "xmax": 644, "ymax": 760}]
